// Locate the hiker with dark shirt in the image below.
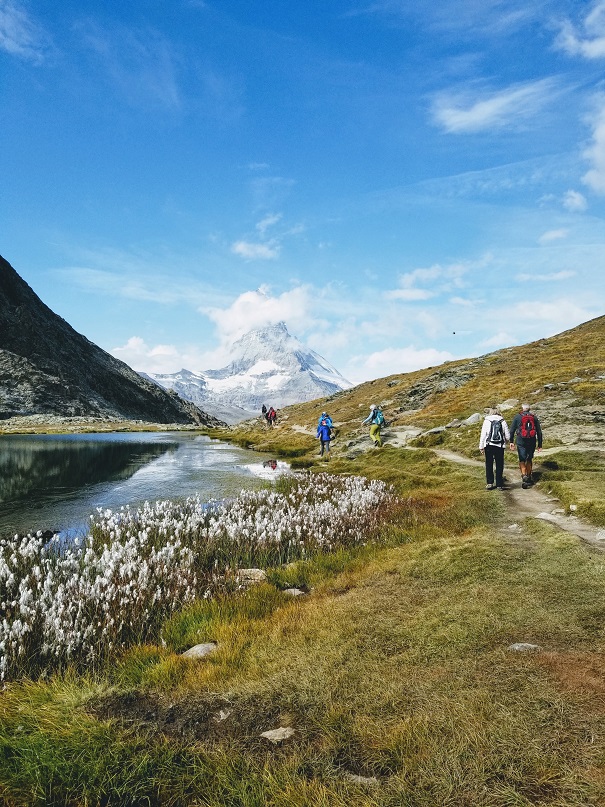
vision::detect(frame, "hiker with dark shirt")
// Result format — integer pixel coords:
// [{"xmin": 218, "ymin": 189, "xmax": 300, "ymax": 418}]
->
[
  {"xmin": 509, "ymin": 403, "xmax": 543, "ymax": 488},
  {"xmin": 479, "ymin": 407, "xmax": 510, "ymax": 491},
  {"xmin": 316, "ymin": 418, "xmax": 332, "ymax": 457}
]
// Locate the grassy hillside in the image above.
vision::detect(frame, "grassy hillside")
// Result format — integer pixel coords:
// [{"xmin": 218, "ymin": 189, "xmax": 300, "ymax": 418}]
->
[{"xmin": 2, "ymin": 317, "xmax": 605, "ymax": 805}]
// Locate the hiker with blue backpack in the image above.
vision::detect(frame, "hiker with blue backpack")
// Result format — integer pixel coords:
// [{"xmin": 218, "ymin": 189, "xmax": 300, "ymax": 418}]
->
[
  {"xmin": 317, "ymin": 411, "xmax": 333, "ymax": 429},
  {"xmin": 479, "ymin": 408, "xmax": 510, "ymax": 490},
  {"xmin": 316, "ymin": 417, "xmax": 332, "ymax": 458},
  {"xmin": 509, "ymin": 403, "xmax": 543, "ymax": 488},
  {"xmin": 362, "ymin": 404, "xmax": 385, "ymax": 447}
]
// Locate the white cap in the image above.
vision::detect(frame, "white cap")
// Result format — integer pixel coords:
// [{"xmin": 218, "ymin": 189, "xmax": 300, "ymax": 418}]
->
[{"xmin": 370, "ymin": 404, "xmax": 377, "ymax": 410}]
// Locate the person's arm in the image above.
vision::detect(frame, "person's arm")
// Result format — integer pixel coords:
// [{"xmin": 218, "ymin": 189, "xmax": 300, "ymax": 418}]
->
[
  {"xmin": 502, "ymin": 418, "xmax": 511, "ymax": 444},
  {"xmin": 536, "ymin": 416, "xmax": 543, "ymax": 450},
  {"xmin": 479, "ymin": 419, "xmax": 489, "ymax": 451},
  {"xmin": 509, "ymin": 414, "xmax": 519, "ymax": 449}
]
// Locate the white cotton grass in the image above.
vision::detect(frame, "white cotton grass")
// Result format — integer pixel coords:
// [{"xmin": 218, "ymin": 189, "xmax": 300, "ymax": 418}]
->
[{"xmin": 0, "ymin": 472, "xmax": 395, "ymax": 681}]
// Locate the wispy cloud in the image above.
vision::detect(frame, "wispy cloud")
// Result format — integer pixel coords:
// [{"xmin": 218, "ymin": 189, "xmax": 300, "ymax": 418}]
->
[
  {"xmin": 516, "ymin": 270, "xmax": 575, "ymax": 281},
  {"xmin": 0, "ymin": 0, "xmax": 50, "ymax": 62},
  {"xmin": 432, "ymin": 78, "xmax": 562, "ymax": 134},
  {"xmin": 76, "ymin": 20, "xmax": 181, "ymax": 109},
  {"xmin": 583, "ymin": 95, "xmax": 605, "ymax": 193},
  {"xmin": 555, "ymin": 1, "xmax": 605, "ymax": 59},
  {"xmin": 386, "ymin": 259, "xmax": 475, "ymax": 301},
  {"xmin": 562, "ymin": 189, "xmax": 588, "ymax": 211},
  {"xmin": 230, "ymin": 240, "xmax": 280, "ymax": 260},
  {"xmin": 256, "ymin": 213, "xmax": 282, "ymax": 235},
  {"xmin": 538, "ymin": 228, "xmax": 569, "ymax": 244}
]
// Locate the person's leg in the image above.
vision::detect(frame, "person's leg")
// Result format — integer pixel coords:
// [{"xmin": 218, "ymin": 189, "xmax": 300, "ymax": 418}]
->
[
  {"xmin": 517, "ymin": 443, "xmax": 529, "ymax": 484},
  {"xmin": 375, "ymin": 426, "xmax": 382, "ymax": 447},
  {"xmin": 494, "ymin": 447, "xmax": 505, "ymax": 488},
  {"xmin": 485, "ymin": 446, "xmax": 495, "ymax": 487},
  {"xmin": 369, "ymin": 424, "xmax": 380, "ymax": 445}
]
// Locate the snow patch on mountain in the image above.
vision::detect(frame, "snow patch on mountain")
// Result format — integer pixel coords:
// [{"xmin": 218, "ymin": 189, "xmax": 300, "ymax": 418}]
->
[{"xmin": 143, "ymin": 322, "xmax": 352, "ymax": 423}]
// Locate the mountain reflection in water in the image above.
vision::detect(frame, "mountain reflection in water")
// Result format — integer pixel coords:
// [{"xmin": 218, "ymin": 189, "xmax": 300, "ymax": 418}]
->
[{"xmin": 0, "ymin": 433, "xmax": 266, "ymax": 537}]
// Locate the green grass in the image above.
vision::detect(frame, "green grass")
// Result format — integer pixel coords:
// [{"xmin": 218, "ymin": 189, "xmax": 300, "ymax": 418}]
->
[
  {"xmin": 538, "ymin": 450, "xmax": 605, "ymax": 526},
  {"xmin": 3, "ymin": 443, "xmax": 605, "ymax": 805}
]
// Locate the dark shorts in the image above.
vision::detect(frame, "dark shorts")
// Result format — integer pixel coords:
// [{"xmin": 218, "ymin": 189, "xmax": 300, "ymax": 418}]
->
[{"xmin": 516, "ymin": 439, "xmax": 536, "ymax": 462}]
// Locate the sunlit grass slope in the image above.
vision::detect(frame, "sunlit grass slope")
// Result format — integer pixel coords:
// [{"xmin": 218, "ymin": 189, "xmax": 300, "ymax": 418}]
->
[{"xmin": 219, "ymin": 314, "xmax": 605, "ymax": 455}]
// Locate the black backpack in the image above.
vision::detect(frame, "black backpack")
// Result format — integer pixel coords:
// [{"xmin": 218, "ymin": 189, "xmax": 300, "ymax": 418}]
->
[{"xmin": 488, "ymin": 418, "xmax": 505, "ymax": 445}]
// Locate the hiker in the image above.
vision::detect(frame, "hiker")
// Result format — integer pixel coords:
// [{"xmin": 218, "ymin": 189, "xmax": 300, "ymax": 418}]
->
[
  {"xmin": 317, "ymin": 411, "xmax": 333, "ymax": 429},
  {"xmin": 261, "ymin": 404, "xmax": 268, "ymax": 422},
  {"xmin": 510, "ymin": 403, "xmax": 542, "ymax": 488},
  {"xmin": 479, "ymin": 407, "xmax": 510, "ymax": 491},
  {"xmin": 316, "ymin": 417, "xmax": 332, "ymax": 457},
  {"xmin": 267, "ymin": 406, "xmax": 277, "ymax": 427},
  {"xmin": 362, "ymin": 404, "xmax": 385, "ymax": 447}
]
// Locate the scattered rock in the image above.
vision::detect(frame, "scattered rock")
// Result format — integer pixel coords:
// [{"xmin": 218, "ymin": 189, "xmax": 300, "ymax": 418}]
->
[
  {"xmin": 237, "ymin": 568, "xmax": 267, "ymax": 584},
  {"xmin": 387, "ymin": 379, "xmax": 401, "ymax": 387},
  {"xmin": 342, "ymin": 772, "xmax": 380, "ymax": 786},
  {"xmin": 508, "ymin": 642, "xmax": 541, "ymax": 652},
  {"xmin": 569, "ymin": 504, "xmax": 578, "ymax": 511},
  {"xmin": 181, "ymin": 642, "xmax": 218, "ymax": 659},
  {"xmin": 213, "ymin": 709, "xmax": 232, "ymax": 722},
  {"xmin": 462, "ymin": 413, "xmax": 482, "ymax": 425},
  {"xmin": 445, "ymin": 419, "xmax": 462, "ymax": 428},
  {"xmin": 498, "ymin": 399, "xmax": 519, "ymax": 411},
  {"xmin": 260, "ymin": 726, "xmax": 295, "ymax": 744},
  {"xmin": 283, "ymin": 588, "xmax": 306, "ymax": 597},
  {"xmin": 595, "ymin": 530, "xmax": 605, "ymax": 542}
]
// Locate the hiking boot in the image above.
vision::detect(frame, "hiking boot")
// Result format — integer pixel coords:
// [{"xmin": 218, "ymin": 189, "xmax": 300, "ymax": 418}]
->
[
  {"xmin": 521, "ymin": 481, "xmax": 529, "ymax": 489},
  {"xmin": 485, "ymin": 483, "xmax": 494, "ymax": 490}
]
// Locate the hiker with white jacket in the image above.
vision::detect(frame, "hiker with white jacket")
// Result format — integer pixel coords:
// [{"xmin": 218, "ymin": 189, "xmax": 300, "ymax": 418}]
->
[{"xmin": 479, "ymin": 408, "xmax": 511, "ymax": 491}]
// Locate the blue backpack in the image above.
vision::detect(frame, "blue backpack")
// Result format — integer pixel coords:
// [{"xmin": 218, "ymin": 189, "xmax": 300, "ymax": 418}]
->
[{"xmin": 375, "ymin": 410, "xmax": 385, "ymax": 426}]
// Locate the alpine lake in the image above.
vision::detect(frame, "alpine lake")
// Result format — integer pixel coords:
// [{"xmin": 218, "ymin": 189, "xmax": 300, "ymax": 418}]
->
[{"xmin": 0, "ymin": 432, "xmax": 284, "ymax": 538}]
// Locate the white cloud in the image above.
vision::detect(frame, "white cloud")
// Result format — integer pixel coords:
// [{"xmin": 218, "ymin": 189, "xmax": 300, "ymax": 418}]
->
[
  {"xmin": 555, "ymin": 2, "xmax": 605, "ymax": 59},
  {"xmin": 562, "ymin": 189, "xmax": 588, "ymax": 212},
  {"xmin": 386, "ymin": 259, "xmax": 475, "ymax": 301},
  {"xmin": 538, "ymin": 228, "xmax": 569, "ymax": 244},
  {"xmin": 432, "ymin": 78, "xmax": 561, "ymax": 134},
  {"xmin": 583, "ymin": 97, "xmax": 605, "ymax": 193},
  {"xmin": 203, "ymin": 286, "xmax": 314, "ymax": 344},
  {"xmin": 343, "ymin": 345, "xmax": 454, "ymax": 384},
  {"xmin": 0, "ymin": 0, "xmax": 49, "ymax": 61},
  {"xmin": 230, "ymin": 240, "xmax": 280, "ymax": 260},
  {"xmin": 450, "ymin": 296, "xmax": 474, "ymax": 306}
]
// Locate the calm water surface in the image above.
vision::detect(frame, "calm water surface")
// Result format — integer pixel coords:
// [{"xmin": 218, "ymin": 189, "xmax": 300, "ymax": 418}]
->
[{"xmin": 0, "ymin": 432, "xmax": 282, "ymax": 537}]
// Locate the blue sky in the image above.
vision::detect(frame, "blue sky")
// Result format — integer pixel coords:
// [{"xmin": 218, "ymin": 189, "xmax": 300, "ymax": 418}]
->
[{"xmin": 2, "ymin": 0, "xmax": 605, "ymax": 384}]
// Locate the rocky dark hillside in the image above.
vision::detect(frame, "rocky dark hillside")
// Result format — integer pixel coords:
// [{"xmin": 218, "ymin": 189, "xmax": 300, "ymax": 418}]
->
[{"xmin": 0, "ymin": 255, "xmax": 222, "ymax": 426}]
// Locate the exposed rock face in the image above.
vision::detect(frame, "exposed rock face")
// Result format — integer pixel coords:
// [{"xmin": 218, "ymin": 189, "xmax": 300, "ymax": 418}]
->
[{"xmin": 0, "ymin": 255, "xmax": 222, "ymax": 426}]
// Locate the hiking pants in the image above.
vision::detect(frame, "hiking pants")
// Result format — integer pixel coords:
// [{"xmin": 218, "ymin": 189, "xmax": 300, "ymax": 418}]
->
[
  {"xmin": 320, "ymin": 439, "xmax": 330, "ymax": 456},
  {"xmin": 369, "ymin": 423, "xmax": 382, "ymax": 446},
  {"xmin": 485, "ymin": 445, "xmax": 505, "ymax": 487}
]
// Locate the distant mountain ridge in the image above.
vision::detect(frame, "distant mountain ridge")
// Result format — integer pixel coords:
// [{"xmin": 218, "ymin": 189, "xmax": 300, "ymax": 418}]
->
[
  {"xmin": 145, "ymin": 322, "xmax": 352, "ymax": 423},
  {"xmin": 0, "ymin": 254, "xmax": 221, "ymax": 426}
]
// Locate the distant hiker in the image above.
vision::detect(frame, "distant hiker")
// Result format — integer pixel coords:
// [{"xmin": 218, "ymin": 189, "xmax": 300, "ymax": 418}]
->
[
  {"xmin": 317, "ymin": 411, "xmax": 333, "ymax": 429},
  {"xmin": 510, "ymin": 403, "xmax": 542, "ymax": 488},
  {"xmin": 480, "ymin": 407, "xmax": 510, "ymax": 491},
  {"xmin": 267, "ymin": 406, "xmax": 277, "ymax": 427},
  {"xmin": 261, "ymin": 404, "xmax": 268, "ymax": 421},
  {"xmin": 362, "ymin": 404, "xmax": 385, "ymax": 447},
  {"xmin": 316, "ymin": 418, "xmax": 332, "ymax": 457}
]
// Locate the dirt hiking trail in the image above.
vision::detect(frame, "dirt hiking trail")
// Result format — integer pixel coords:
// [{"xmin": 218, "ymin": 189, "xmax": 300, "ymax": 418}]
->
[{"xmin": 432, "ymin": 447, "xmax": 605, "ymax": 552}]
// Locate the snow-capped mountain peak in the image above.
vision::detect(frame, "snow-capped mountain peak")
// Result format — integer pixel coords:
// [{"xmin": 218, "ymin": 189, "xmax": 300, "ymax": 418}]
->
[{"xmin": 143, "ymin": 322, "xmax": 352, "ymax": 423}]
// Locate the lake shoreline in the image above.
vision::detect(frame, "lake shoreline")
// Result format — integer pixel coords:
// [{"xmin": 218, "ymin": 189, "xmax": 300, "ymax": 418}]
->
[{"xmin": 0, "ymin": 414, "xmax": 218, "ymax": 435}]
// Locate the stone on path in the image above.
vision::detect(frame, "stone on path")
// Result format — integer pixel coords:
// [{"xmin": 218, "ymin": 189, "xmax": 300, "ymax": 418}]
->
[{"xmin": 508, "ymin": 642, "xmax": 541, "ymax": 652}]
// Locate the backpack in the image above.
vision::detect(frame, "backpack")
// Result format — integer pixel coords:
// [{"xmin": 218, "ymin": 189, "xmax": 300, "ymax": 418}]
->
[
  {"xmin": 520, "ymin": 413, "xmax": 536, "ymax": 439},
  {"xmin": 488, "ymin": 418, "xmax": 504, "ymax": 445},
  {"xmin": 375, "ymin": 410, "xmax": 385, "ymax": 426}
]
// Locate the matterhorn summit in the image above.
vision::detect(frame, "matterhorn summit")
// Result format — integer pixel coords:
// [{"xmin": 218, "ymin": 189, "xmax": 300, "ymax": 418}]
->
[{"xmin": 144, "ymin": 322, "xmax": 352, "ymax": 423}]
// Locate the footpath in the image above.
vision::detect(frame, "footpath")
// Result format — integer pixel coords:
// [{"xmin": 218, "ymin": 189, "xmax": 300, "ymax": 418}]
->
[{"xmin": 432, "ymin": 446, "xmax": 605, "ymax": 552}]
